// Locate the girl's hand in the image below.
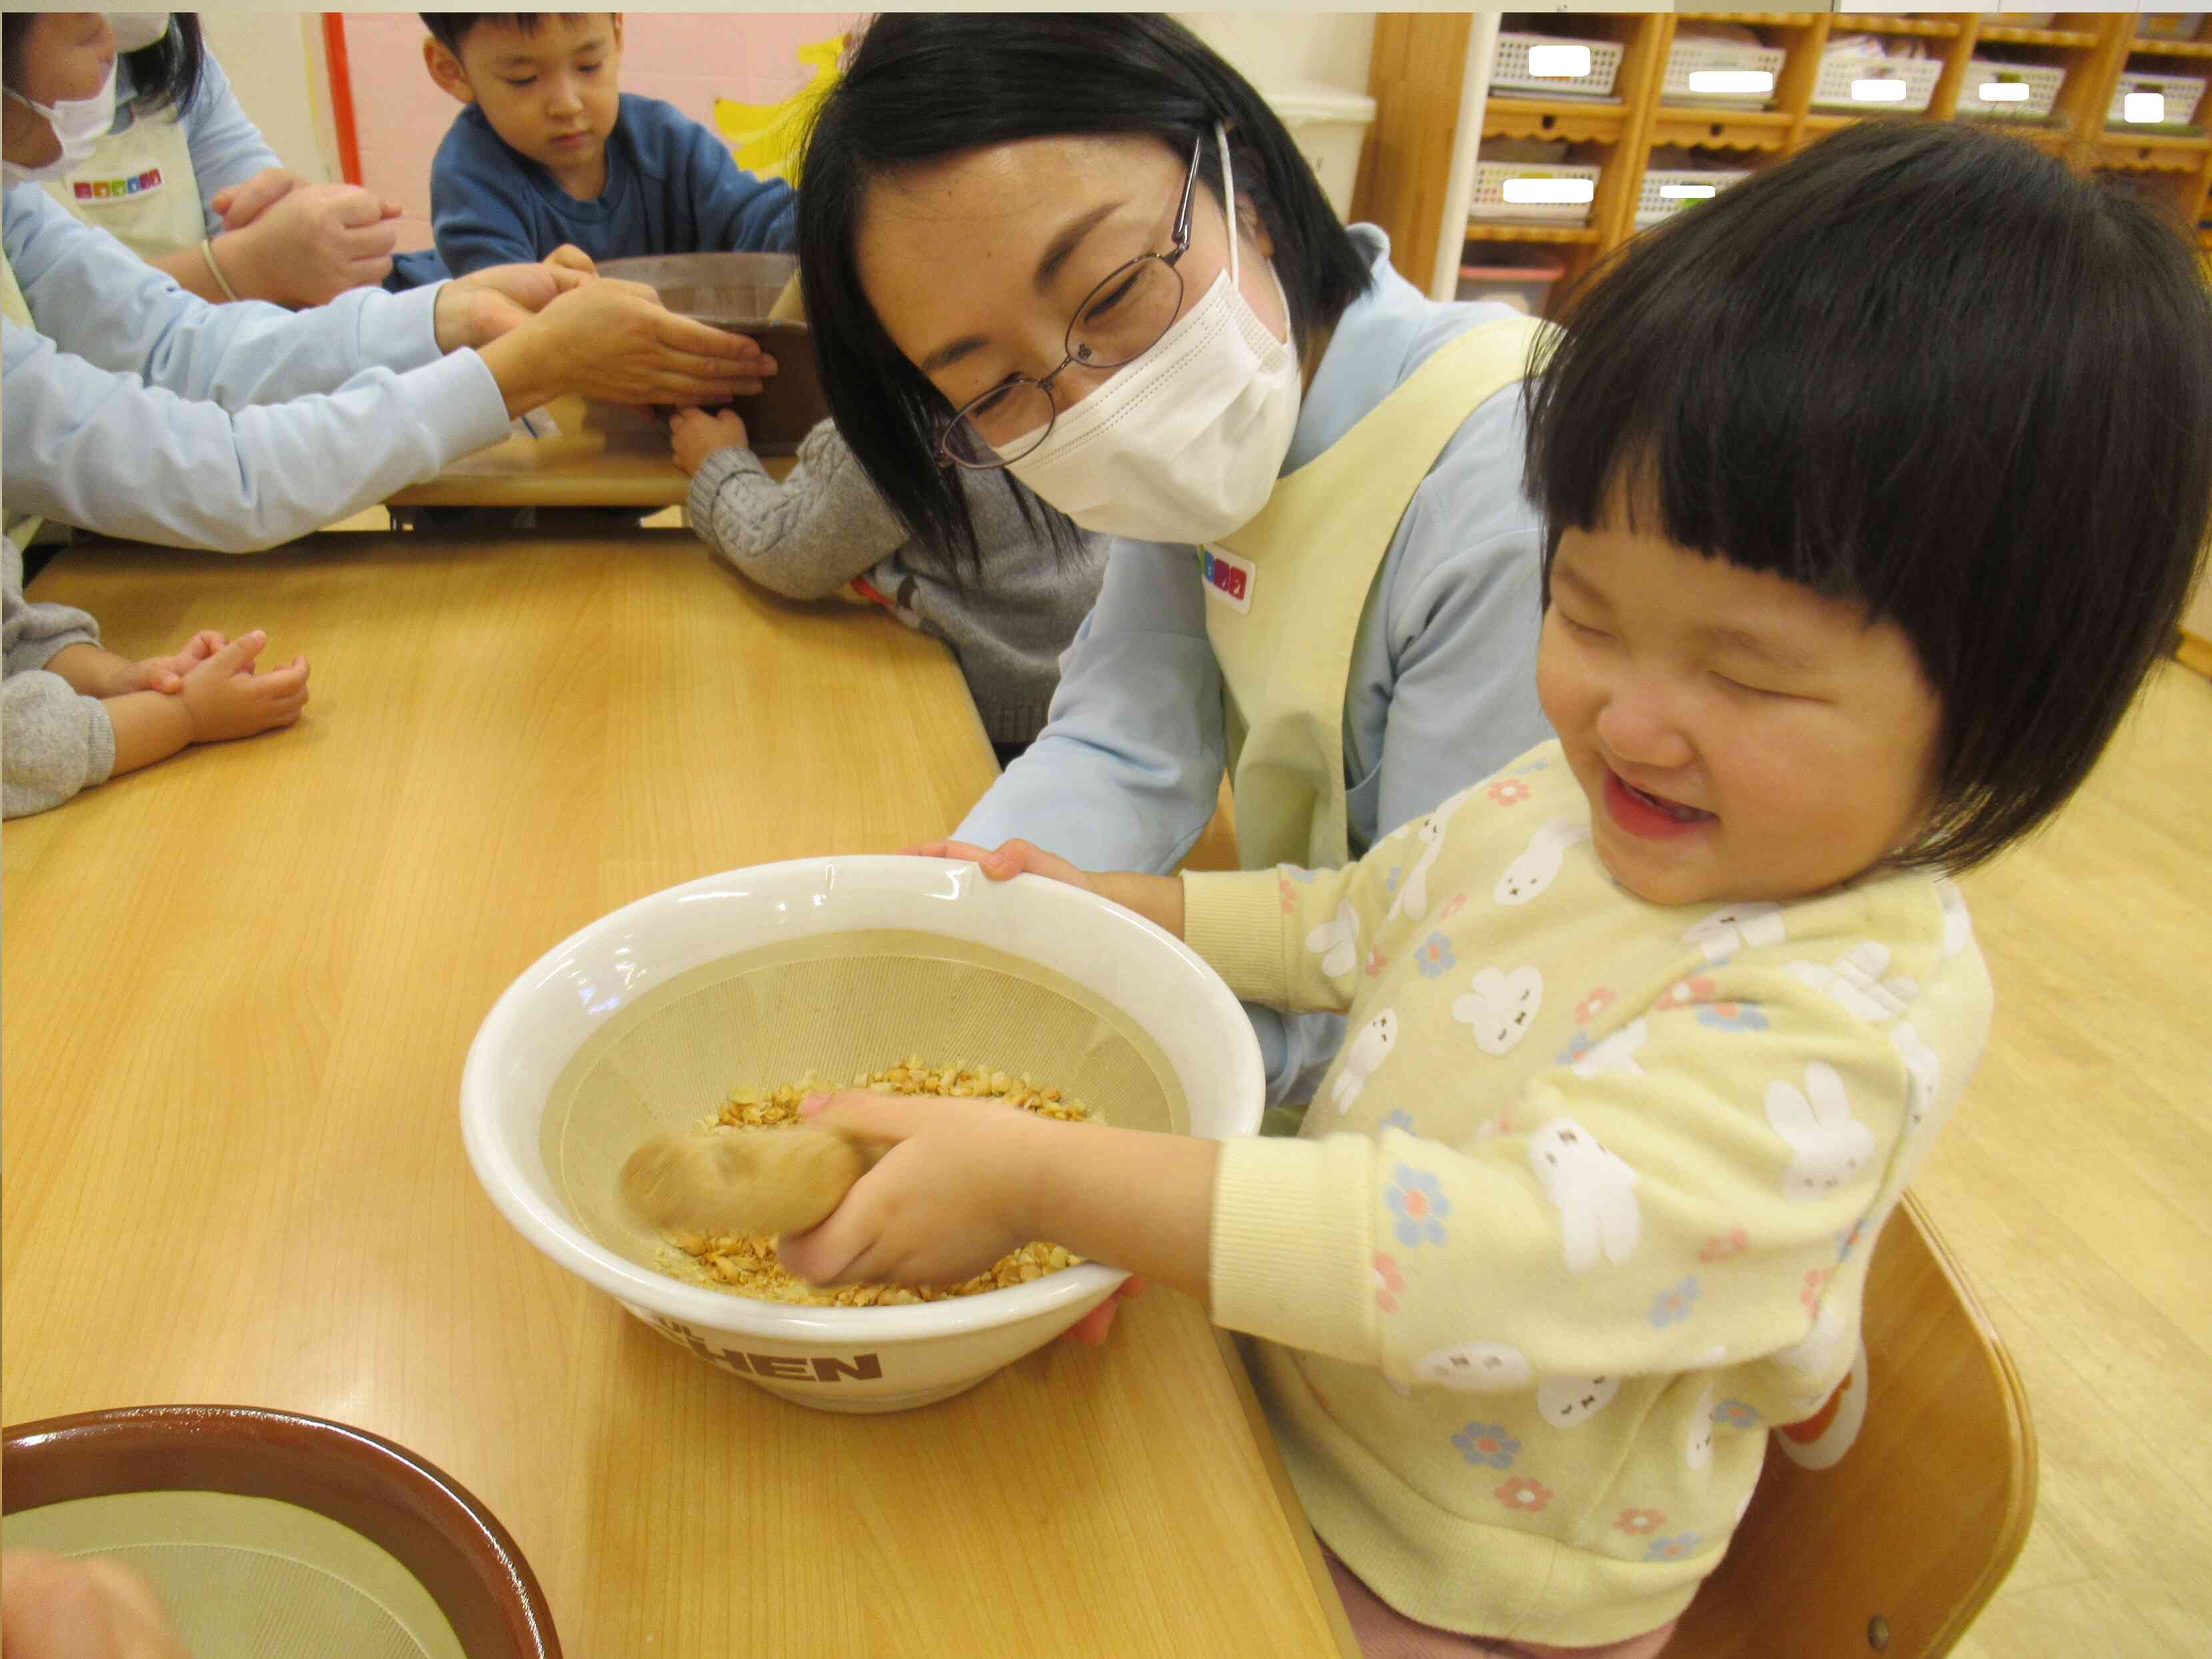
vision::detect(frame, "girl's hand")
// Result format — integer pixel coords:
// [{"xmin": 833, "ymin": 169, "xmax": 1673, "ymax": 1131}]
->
[
  {"xmin": 179, "ymin": 632, "xmax": 310, "ymax": 744},
  {"xmin": 776, "ymin": 1091, "xmax": 1056, "ymax": 1288},
  {"xmin": 670, "ymin": 407, "xmax": 750, "ymax": 475}
]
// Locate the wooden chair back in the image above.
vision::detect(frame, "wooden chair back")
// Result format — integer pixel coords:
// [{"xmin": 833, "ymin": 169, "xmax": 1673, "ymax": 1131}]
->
[{"xmin": 1672, "ymin": 1193, "xmax": 2036, "ymax": 1658}]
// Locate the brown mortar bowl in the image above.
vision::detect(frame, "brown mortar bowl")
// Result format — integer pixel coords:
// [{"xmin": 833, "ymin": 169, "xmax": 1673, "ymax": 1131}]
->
[
  {"xmin": 594, "ymin": 251, "xmax": 826, "ymax": 456},
  {"xmin": 3, "ymin": 1404, "xmax": 561, "ymax": 1658}
]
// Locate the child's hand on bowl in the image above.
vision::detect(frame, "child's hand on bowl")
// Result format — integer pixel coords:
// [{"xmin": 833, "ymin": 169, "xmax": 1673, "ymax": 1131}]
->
[{"xmin": 670, "ymin": 407, "xmax": 750, "ymax": 475}]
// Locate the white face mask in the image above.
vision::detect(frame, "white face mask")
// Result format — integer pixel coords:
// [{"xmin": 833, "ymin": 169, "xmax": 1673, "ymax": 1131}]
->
[
  {"xmin": 3, "ymin": 61, "xmax": 119, "ymax": 188},
  {"xmin": 1005, "ymin": 125, "xmax": 1303, "ymax": 547},
  {"xmin": 107, "ymin": 13, "xmax": 173, "ymax": 54}
]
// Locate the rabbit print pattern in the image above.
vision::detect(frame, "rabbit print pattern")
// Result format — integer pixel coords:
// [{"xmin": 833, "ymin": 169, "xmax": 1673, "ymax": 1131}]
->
[
  {"xmin": 1454, "ymin": 966, "xmax": 1544, "ymax": 1056},
  {"xmin": 1387, "ymin": 795, "xmax": 1470, "ymax": 924},
  {"xmin": 1306, "ymin": 899, "xmax": 1361, "ymax": 976},
  {"xmin": 1332, "ymin": 1008, "xmax": 1399, "ymax": 1114},
  {"xmin": 1417, "ymin": 1340, "xmax": 1534, "ymax": 1393},
  {"xmin": 1495, "ymin": 817, "xmax": 1592, "ymax": 906},
  {"xmin": 1528, "ymin": 1118, "xmax": 1642, "ymax": 1274},
  {"xmin": 1683, "ymin": 902, "xmax": 1785, "ymax": 964},
  {"xmin": 1765, "ymin": 1062, "xmax": 1875, "ymax": 1200}
]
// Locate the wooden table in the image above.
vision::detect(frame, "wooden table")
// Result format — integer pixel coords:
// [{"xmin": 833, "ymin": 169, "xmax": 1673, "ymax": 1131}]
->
[
  {"xmin": 0, "ymin": 531, "xmax": 1358, "ymax": 1659},
  {"xmin": 385, "ymin": 395, "xmax": 793, "ymax": 510}
]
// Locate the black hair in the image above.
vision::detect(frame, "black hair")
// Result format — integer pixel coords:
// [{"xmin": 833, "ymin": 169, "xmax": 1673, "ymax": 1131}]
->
[
  {"xmin": 1522, "ymin": 117, "xmax": 2212, "ymax": 873},
  {"xmin": 122, "ymin": 13, "xmax": 205, "ymax": 118},
  {"xmin": 794, "ymin": 12, "xmax": 1374, "ymax": 576},
  {"xmin": 421, "ymin": 13, "xmax": 546, "ymax": 58},
  {"xmin": 3, "ymin": 13, "xmax": 202, "ymax": 115}
]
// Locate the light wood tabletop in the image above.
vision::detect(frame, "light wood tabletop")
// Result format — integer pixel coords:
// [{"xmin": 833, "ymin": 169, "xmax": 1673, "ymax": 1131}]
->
[
  {"xmin": 1, "ymin": 530, "xmax": 1359, "ymax": 1659},
  {"xmin": 385, "ymin": 396, "xmax": 794, "ymax": 509}
]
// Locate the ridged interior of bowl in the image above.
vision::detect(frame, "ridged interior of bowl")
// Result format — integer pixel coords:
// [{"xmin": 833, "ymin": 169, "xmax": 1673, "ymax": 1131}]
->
[
  {"xmin": 1, "ymin": 1492, "xmax": 465, "ymax": 1659},
  {"xmin": 542, "ymin": 929, "xmax": 1188, "ymax": 1274}
]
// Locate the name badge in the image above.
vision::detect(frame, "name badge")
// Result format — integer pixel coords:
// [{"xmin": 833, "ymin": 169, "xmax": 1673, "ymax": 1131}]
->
[
  {"xmin": 72, "ymin": 165, "xmax": 166, "ymax": 203},
  {"xmin": 1200, "ymin": 545, "xmax": 1255, "ymax": 614}
]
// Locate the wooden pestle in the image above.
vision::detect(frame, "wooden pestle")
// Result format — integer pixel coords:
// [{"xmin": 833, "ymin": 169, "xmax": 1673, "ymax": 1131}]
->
[{"xmin": 620, "ymin": 1124, "xmax": 874, "ymax": 1238}]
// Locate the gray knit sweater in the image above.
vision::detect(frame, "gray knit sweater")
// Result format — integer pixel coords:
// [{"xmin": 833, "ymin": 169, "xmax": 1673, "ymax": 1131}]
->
[
  {"xmin": 3, "ymin": 535, "xmax": 113, "ymax": 819},
  {"xmin": 686, "ymin": 419, "xmax": 1106, "ymax": 745}
]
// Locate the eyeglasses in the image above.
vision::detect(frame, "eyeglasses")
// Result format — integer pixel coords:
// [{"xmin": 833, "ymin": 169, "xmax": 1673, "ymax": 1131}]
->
[{"xmin": 935, "ymin": 131, "xmax": 1206, "ymax": 471}]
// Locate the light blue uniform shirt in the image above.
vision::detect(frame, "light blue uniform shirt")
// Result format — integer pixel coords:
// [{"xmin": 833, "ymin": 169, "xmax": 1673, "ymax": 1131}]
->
[
  {"xmin": 1, "ymin": 184, "xmax": 511, "ymax": 552},
  {"xmin": 108, "ymin": 50, "xmax": 285, "ymax": 236},
  {"xmin": 955, "ymin": 227, "xmax": 1555, "ymax": 1105}
]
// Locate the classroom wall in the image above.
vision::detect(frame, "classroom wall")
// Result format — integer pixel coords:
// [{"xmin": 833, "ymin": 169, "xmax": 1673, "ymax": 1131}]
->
[
  {"xmin": 337, "ymin": 11, "xmax": 864, "ymax": 254},
  {"xmin": 307, "ymin": 12, "xmax": 1378, "ymax": 256},
  {"xmin": 199, "ymin": 11, "xmax": 343, "ymax": 185}
]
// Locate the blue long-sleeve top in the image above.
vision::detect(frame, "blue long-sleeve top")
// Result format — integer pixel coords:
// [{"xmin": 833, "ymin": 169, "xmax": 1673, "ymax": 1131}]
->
[
  {"xmin": 954, "ymin": 227, "xmax": 1556, "ymax": 1103},
  {"xmin": 1, "ymin": 183, "xmax": 511, "ymax": 552},
  {"xmin": 429, "ymin": 93, "xmax": 798, "ymax": 275}
]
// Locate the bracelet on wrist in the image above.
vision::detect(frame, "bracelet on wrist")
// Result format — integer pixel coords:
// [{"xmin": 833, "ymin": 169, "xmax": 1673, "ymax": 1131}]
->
[{"xmin": 200, "ymin": 237, "xmax": 242, "ymax": 303}]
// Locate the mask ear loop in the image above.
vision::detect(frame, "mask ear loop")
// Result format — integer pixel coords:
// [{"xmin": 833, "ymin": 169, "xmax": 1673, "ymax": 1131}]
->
[{"xmin": 1215, "ymin": 121, "xmax": 1239, "ymax": 291}]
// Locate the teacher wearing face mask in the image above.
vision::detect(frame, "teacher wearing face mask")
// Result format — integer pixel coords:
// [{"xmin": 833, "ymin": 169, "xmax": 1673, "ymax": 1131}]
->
[
  {"xmin": 47, "ymin": 13, "xmax": 407, "ymax": 306},
  {"xmin": 796, "ymin": 13, "xmax": 1555, "ymax": 1113}
]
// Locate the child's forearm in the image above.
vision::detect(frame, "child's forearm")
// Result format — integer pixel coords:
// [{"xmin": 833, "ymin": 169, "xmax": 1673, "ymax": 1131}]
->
[
  {"xmin": 40, "ymin": 643, "xmax": 125, "ymax": 698},
  {"xmin": 1024, "ymin": 1120, "xmax": 1216, "ymax": 1306},
  {"xmin": 1090, "ymin": 870, "xmax": 1186, "ymax": 938},
  {"xmin": 103, "ymin": 692, "xmax": 195, "ymax": 779}
]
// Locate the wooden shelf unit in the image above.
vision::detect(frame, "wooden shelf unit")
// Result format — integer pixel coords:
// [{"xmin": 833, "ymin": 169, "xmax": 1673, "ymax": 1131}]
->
[{"xmin": 1356, "ymin": 12, "xmax": 2212, "ymax": 311}]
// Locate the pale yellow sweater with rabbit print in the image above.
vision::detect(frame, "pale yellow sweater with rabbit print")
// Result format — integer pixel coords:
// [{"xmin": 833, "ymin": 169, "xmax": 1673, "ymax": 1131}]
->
[{"xmin": 1182, "ymin": 739, "xmax": 1991, "ymax": 1647}]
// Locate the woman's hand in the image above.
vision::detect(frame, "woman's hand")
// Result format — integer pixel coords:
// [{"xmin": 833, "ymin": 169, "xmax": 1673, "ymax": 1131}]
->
[
  {"xmin": 776, "ymin": 1092, "xmax": 1056, "ymax": 1288},
  {"xmin": 669, "ymin": 407, "xmax": 751, "ymax": 475},
  {"xmin": 1, "ymin": 1551, "xmax": 191, "ymax": 1659},
  {"xmin": 904, "ymin": 838, "xmax": 1186, "ymax": 938},
  {"xmin": 904, "ymin": 836, "xmax": 1102, "ymax": 894},
  {"xmin": 217, "ymin": 180, "xmax": 404, "ymax": 304},
  {"xmin": 475, "ymin": 281, "xmax": 776, "ymax": 418},
  {"xmin": 431, "ymin": 257, "xmax": 594, "ymax": 353}
]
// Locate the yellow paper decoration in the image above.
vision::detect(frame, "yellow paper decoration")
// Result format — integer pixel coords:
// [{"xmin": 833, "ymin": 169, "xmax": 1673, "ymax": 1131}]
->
[{"xmin": 714, "ymin": 33, "xmax": 846, "ymax": 185}]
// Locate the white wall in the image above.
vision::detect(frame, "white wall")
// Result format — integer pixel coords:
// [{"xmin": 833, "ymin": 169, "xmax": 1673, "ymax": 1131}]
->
[
  {"xmin": 197, "ymin": 11, "xmax": 340, "ymax": 183},
  {"xmin": 1172, "ymin": 12, "xmax": 1374, "ymax": 98},
  {"xmin": 196, "ymin": 11, "xmax": 1381, "ymax": 190}
]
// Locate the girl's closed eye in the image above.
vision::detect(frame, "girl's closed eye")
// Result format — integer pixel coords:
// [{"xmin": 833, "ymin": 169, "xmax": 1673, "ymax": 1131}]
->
[{"xmin": 1558, "ymin": 613, "xmax": 1611, "ymax": 643}]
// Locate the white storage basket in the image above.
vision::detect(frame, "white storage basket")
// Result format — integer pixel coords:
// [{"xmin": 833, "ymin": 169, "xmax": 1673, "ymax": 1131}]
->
[
  {"xmin": 1810, "ymin": 51, "xmax": 1943, "ymax": 113},
  {"xmin": 1956, "ymin": 59, "xmax": 2066, "ymax": 120},
  {"xmin": 1661, "ymin": 37, "xmax": 1787, "ymax": 109},
  {"xmin": 1490, "ymin": 32, "xmax": 1624, "ymax": 101},
  {"xmin": 2107, "ymin": 69, "xmax": 2207, "ymax": 127},
  {"xmin": 1634, "ymin": 168, "xmax": 1752, "ymax": 229},
  {"xmin": 1471, "ymin": 160, "xmax": 1604, "ymax": 227}
]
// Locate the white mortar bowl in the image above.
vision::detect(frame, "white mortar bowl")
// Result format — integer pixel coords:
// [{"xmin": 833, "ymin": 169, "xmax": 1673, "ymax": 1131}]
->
[{"xmin": 461, "ymin": 857, "xmax": 1262, "ymax": 1412}]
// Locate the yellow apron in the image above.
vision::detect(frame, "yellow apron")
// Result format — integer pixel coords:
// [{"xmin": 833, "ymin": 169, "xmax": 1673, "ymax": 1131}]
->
[
  {"xmin": 1, "ymin": 247, "xmax": 44, "ymax": 547},
  {"xmin": 45, "ymin": 105, "xmax": 206, "ymax": 259},
  {"xmin": 1203, "ymin": 315, "xmax": 1552, "ymax": 870}
]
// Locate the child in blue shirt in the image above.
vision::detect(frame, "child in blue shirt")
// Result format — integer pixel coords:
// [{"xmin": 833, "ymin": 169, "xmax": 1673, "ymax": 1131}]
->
[{"xmin": 417, "ymin": 13, "xmax": 796, "ymax": 277}]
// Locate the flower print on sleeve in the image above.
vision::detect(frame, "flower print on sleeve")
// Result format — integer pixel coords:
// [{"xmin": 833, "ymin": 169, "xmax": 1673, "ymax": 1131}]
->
[{"xmin": 1386, "ymin": 1165, "xmax": 1453, "ymax": 1248}]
